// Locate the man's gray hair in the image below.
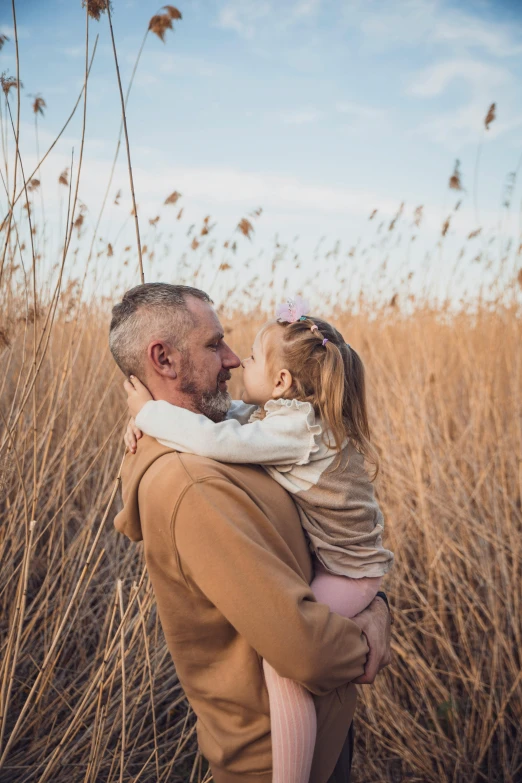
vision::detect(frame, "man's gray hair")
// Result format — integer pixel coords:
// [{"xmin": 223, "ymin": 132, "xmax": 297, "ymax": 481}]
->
[{"xmin": 109, "ymin": 283, "xmax": 212, "ymax": 378}]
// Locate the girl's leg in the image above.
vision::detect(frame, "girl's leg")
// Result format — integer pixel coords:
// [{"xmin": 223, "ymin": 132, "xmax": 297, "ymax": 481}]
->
[
  {"xmin": 311, "ymin": 562, "xmax": 382, "ymax": 618},
  {"xmin": 263, "ymin": 566, "xmax": 381, "ymax": 782},
  {"xmin": 263, "ymin": 658, "xmax": 317, "ymax": 783}
]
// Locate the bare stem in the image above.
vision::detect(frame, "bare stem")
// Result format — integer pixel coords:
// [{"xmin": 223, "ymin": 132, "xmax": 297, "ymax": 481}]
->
[
  {"xmin": 0, "ymin": 520, "xmax": 36, "ymax": 753},
  {"xmin": 0, "ymin": 0, "xmax": 93, "ymax": 459},
  {"xmin": 107, "ymin": 4, "xmax": 144, "ymax": 283},
  {"xmin": 0, "ymin": 39, "xmax": 99, "ymax": 287},
  {"xmin": 74, "ymin": 25, "xmax": 149, "ymax": 349},
  {"xmin": 473, "ymin": 127, "xmax": 485, "ymax": 228},
  {"xmin": 0, "ymin": 454, "xmax": 125, "ymax": 770},
  {"xmin": 0, "ymin": 0, "xmax": 22, "ymax": 297},
  {"xmin": 117, "ymin": 580, "xmax": 126, "ymax": 783}
]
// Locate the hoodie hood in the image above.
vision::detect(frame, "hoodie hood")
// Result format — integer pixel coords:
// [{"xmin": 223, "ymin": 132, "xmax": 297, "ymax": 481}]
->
[{"xmin": 114, "ymin": 435, "xmax": 174, "ymax": 542}]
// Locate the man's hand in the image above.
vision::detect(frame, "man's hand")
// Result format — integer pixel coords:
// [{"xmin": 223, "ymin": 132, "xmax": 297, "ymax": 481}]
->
[
  {"xmin": 123, "ymin": 375, "xmax": 153, "ymax": 419},
  {"xmin": 350, "ymin": 595, "xmax": 392, "ymax": 684}
]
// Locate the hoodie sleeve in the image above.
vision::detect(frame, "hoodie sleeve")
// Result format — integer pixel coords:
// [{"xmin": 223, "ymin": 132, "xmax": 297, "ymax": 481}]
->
[{"xmin": 173, "ymin": 475, "xmax": 369, "ymax": 695}]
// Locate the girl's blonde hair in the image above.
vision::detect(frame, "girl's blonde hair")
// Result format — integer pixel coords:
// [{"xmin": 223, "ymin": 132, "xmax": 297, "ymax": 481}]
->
[{"xmin": 263, "ymin": 316, "xmax": 379, "ymax": 478}]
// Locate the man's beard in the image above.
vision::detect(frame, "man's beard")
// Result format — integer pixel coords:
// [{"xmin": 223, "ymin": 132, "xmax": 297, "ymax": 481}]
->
[
  {"xmin": 180, "ymin": 354, "xmax": 232, "ymax": 423},
  {"xmin": 199, "ymin": 383, "xmax": 232, "ymax": 423}
]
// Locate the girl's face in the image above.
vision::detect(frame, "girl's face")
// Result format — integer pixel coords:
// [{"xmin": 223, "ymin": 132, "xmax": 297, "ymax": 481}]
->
[{"xmin": 241, "ymin": 327, "xmax": 288, "ymax": 406}]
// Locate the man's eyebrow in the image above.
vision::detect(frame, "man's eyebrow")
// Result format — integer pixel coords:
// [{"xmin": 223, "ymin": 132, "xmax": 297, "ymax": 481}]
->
[{"xmin": 206, "ymin": 331, "xmax": 224, "ymax": 343}]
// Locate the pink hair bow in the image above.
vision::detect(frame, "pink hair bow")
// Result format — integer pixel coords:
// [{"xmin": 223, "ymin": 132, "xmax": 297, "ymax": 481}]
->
[{"xmin": 275, "ymin": 295, "xmax": 310, "ymax": 323}]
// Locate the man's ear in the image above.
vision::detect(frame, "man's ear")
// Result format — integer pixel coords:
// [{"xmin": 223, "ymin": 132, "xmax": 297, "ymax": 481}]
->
[
  {"xmin": 272, "ymin": 368, "xmax": 293, "ymax": 398},
  {"xmin": 148, "ymin": 341, "xmax": 179, "ymax": 379}
]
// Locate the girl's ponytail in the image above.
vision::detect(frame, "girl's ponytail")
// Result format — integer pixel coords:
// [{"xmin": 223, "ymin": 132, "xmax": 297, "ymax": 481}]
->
[
  {"xmin": 315, "ymin": 339, "xmax": 347, "ymax": 453},
  {"xmin": 342, "ymin": 343, "xmax": 380, "ymax": 478},
  {"xmin": 270, "ymin": 315, "xmax": 380, "ymax": 479}
]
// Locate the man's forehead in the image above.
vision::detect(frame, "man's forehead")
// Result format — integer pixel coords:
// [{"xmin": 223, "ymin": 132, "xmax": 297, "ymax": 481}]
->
[{"xmin": 185, "ymin": 296, "xmax": 223, "ymax": 334}]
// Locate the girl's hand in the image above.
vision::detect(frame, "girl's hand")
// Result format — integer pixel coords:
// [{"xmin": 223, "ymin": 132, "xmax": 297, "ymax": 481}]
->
[
  {"xmin": 124, "ymin": 375, "xmax": 153, "ymax": 418},
  {"xmin": 124, "ymin": 417, "xmax": 143, "ymax": 454}
]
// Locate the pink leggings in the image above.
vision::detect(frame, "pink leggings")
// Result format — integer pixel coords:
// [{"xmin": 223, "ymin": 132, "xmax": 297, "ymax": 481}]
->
[{"xmin": 263, "ymin": 563, "xmax": 382, "ymax": 783}]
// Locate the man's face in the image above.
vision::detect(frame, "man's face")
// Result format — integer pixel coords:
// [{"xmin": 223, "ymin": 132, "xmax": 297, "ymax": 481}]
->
[{"xmin": 178, "ymin": 298, "xmax": 241, "ymax": 421}]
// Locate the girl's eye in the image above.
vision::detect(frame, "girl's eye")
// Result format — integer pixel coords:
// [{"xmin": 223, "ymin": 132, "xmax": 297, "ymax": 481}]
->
[{"xmin": 251, "ymin": 355, "xmax": 254, "ymax": 360}]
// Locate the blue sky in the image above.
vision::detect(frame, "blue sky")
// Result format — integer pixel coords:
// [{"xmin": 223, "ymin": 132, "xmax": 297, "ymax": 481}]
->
[{"xmin": 2, "ymin": 0, "xmax": 522, "ymax": 303}]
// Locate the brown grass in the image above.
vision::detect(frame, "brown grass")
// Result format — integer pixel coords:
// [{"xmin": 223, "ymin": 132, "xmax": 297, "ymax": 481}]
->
[
  {"xmin": 0, "ymin": 291, "xmax": 520, "ymax": 782},
  {"xmin": 0, "ymin": 3, "xmax": 521, "ymax": 782}
]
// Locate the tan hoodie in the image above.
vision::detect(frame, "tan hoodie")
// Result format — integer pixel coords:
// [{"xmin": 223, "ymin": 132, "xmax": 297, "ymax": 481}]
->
[{"xmin": 114, "ymin": 436, "xmax": 369, "ymax": 783}]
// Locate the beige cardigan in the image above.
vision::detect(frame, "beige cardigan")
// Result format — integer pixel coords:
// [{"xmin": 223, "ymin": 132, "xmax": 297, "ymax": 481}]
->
[
  {"xmin": 114, "ymin": 436, "xmax": 369, "ymax": 783},
  {"xmin": 135, "ymin": 397, "xmax": 394, "ymax": 578}
]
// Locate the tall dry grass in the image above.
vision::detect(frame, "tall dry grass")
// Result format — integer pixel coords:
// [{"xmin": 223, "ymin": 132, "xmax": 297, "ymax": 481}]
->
[
  {"xmin": 1, "ymin": 2, "xmax": 522, "ymax": 782},
  {"xmin": 0, "ymin": 297, "xmax": 520, "ymax": 782}
]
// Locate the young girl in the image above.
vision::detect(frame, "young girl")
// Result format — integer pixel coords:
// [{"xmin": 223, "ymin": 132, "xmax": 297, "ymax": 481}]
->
[{"xmin": 123, "ymin": 298, "xmax": 394, "ymax": 783}]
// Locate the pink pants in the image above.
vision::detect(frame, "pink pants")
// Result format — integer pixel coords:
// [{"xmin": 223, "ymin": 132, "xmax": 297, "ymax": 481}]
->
[
  {"xmin": 311, "ymin": 562, "xmax": 382, "ymax": 617},
  {"xmin": 263, "ymin": 561, "xmax": 382, "ymax": 783}
]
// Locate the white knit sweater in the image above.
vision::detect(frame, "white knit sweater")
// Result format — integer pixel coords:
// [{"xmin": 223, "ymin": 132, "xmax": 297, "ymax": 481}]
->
[{"xmin": 135, "ymin": 398, "xmax": 394, "ymax": 578}]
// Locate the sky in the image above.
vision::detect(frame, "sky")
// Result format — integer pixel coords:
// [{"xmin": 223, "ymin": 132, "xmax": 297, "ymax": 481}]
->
[{"xmin": 1, "ymin": 0, "xmax": 522, "ymax": 304}]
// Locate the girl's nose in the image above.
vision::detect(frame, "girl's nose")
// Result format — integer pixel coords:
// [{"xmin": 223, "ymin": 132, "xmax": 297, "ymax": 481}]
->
[{"xmin": 241, "ymin": 358, "xmax": 247, "ymax": 369}]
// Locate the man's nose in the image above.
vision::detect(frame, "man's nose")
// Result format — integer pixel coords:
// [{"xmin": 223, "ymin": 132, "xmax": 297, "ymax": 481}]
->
[{"xmin": 222, "ymin": 343, "xmax": 241, "ymax": 369}]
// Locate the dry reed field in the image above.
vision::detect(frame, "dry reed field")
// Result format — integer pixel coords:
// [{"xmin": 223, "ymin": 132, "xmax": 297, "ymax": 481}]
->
[{"xmin": 1, "ymin": 1, "xmax": 522, "ymax": 782}]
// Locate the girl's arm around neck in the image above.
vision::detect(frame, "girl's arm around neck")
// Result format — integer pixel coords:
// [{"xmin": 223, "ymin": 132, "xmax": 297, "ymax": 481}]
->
[
  {"xmin": 134, "ymin": 399, "xmax": 319, "ymax": 465},
  {"xmin": 225, "ymin": 400, "xmax": 259, "ymax": 424}
]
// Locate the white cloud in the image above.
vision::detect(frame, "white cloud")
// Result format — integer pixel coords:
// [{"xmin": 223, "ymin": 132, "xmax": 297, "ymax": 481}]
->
[
  {"xmin": 216, "ymin": 0, "xmax": 323, "ymax": 38},
  {"xmin": 134, "ymin": 165, "xmax": 404, "ymax": 221},
  {"xmin": 15, "ymin": 140, "xmax": 401, "ymax": 222},
  {"xmin": 0, "ymin": 23, "xmax": 31, "ymax": 40},
  {"xmin": 63, "ymin": 47, "xmax": 84, "ymax": 58},
  {"xmin": 408, "ymin": 59, "xmax": 517, "ymax": 144},
  {"xmin": 135, "ymin": 72, "xmax": 160, "ymax": 88},
  {"xmin": 414, "ymin": 106, "xmax": 522, "ymax": 145},
  {"xmin": 355, "ymin": 0, "xmax": 440, "ymax": 50},
  {"xmin": 335, "ymin": 101, "xmax": 385, "ymax": 120},
  {"xmin": 276, "ymin": 102, "xmax": 385, "ymax": 128},
  {"xmin": 408, "ymin": 58, "xmax": 510, "ymax": 97},
  {"xmin": 291, "ymin": 0, "xmax": 322, "ymax": 19},
  {"xmin": 11, "ymin": 141, "xmax": 504, "ymax": 304},
  {"xmin": 280, "ymin": 109, "xmax": 322, "ymax": 125},
  {"xmin": 159, "ymin": 53, "xmax": 217, "ymax": 79},
  {"xmin": 432, "ymin": 12, "xmax": 522, "ymax": 58},
  {"xmin": 350, "ymin": 0, "xmax": 522, "ymax": 59},
  {"xmin": 217, "ymin": 1, "xmax": 272, "ymax": 39}
]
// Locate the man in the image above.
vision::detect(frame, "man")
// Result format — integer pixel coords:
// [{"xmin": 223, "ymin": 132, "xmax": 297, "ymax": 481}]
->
[{"xmin": 110, "ymin": 283, "xmax": 391, "ymax": 783}]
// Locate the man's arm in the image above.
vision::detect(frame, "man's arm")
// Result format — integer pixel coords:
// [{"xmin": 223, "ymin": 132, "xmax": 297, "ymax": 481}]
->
[{"xmin": 173, "ymin": 476, "xmax": 370, "ymax": 696}]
